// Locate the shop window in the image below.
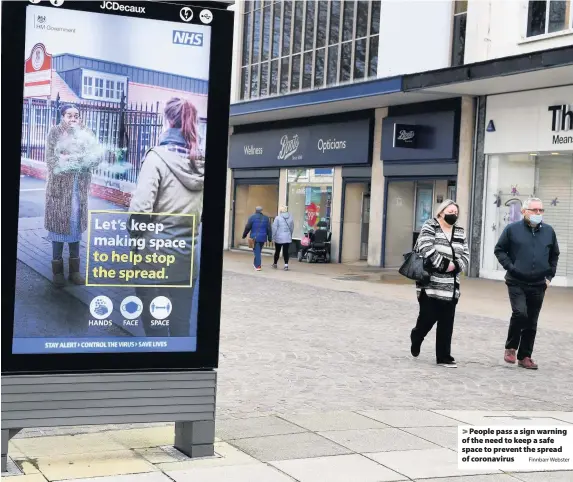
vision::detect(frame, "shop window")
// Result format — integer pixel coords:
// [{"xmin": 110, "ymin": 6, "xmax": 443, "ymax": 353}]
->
[
  {"xmin": 368, "ymin": 35, "xmax": 379, "ymax": 77},
  {"xmin": 242, "ymin": 11, "xmax": 252, "ymax": 66},
  {"xmin": 342, "ymin": 0, "xmax": 355, "ymax": 42},
  {"xmin": 252, "ymin": 6, "xmax": 261, "ymax": 62},
  {"xmin": 526, "ymin": 0, "xmax": 572, "ymax": 37},
  {"xmin": 316, "ymin": 0, "xmax": 328, "ymax": 48},
  {"xmin": 262, "ymin": 5, "xmax": 271, "ymax": 61},
  {"xmin": 329, "ymin": 0, "xmax": 341, "ymax": 45},
  {"xmin": 314, "ymin": 47, "xmax": 325, "ymax": 87},
  {"xmin": 303, "ymin": 51, "xmax": 313, "ymax": 89},
  {"xmin": 451, "ymin": 0, "xmax": 467, "ymax": 67},
  {"xmin": 482, "ymin": 153, "xmax": 573, "ymax": 279},
  {"xmin": 293, "ymin": 0, "xmax": 304, "ymax": 54},
  {"xmin": 327, "ymin": 44, "xmax": 339, "ymax": 85},
  {"xmin": 270, "ymin": 59, "xmax": 279, "ymax": 94},
  {"xmin": 260, "ymin": 61, "xmax": 269, "ymax": 96},
  {"xmin": 291, "ymin": 54, "xmax": 301, "ymax": 91},
  {"xmin": 287, "ymin": 168, "xmax": 334, "ymax": 239},
  {"xmin": 340, "ymin": 41, "xmax": 352, "ymax": 82},
  {"xmin": 304, "ymin": 0, "xmax": 316, "ymax": 51},
  {"xmin": 272, "ymin": 2, "xmax": 281, "ymax": 58},
  {"xmin": 282, "ymin": 0, "xmax": 292, "ymax": 56}
]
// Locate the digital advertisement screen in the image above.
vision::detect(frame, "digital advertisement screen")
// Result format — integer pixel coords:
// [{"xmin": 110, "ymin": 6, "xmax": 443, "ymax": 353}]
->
[{"xmin": 7, "ymin": 1, "xmax": 226, "ymax": 359}]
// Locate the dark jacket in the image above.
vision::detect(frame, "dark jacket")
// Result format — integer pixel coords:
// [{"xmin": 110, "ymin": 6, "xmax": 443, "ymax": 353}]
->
[
  {"xmin": 494, "ymin": 219, "xmax": 560, "ymax": 286},
  {"xmin": 242, "ymin": 213, "xmax": 271, "ymax": 243}
]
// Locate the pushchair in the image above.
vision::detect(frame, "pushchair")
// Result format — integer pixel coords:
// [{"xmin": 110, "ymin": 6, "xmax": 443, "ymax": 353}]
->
[{"xmin": 298, "ymin": 222, "xmax": 332, "ymax": 263}]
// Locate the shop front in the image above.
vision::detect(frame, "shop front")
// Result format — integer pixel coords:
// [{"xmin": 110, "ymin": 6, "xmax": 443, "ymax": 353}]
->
[
  {"xmin": 480, "ymin": 86, "xmax": 573, "ymax": 287},
  {"xmin": 228, "ymin": 115, "xmax": 373, "ymax": 262},
  {"xmin": 380, "ymin": 99, "xmax": 461, "ymax": 268}
]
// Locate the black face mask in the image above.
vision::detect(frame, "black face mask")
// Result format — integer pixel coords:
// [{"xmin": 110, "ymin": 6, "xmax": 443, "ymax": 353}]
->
[{"xmin": 443, "ymin": 214, "xmax": 458, "ymax": 226}]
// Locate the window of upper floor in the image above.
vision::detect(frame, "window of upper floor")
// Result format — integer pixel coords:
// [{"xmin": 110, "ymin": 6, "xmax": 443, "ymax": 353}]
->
[
  {"xmin": 526, "ymin": 0, "xmax": 573, "ymax": 38},
  {"xmin": 451, "ymin": 0, "xmax": 467, "ymax": 67},
  {"xmin": 240, "ymin": 0, "xmax": 381, "ymax": 101}
]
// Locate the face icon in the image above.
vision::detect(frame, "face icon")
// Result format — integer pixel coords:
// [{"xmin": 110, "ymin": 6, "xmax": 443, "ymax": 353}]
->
[{"xmin": 63, "ymin": 108, "xmax": 80, "ymax": 126}]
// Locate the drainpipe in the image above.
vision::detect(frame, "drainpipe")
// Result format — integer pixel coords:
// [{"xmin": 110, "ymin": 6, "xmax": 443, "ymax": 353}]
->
[{"xmin": 467, "ymin": 96, "xmax": 481, "ymax": 278}]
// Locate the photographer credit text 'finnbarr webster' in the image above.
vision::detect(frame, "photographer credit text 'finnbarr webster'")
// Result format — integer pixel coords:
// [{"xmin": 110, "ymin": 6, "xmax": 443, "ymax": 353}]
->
[{"xmin": 14, "ymin": 5, "xmax": 210, "ymax": 354}]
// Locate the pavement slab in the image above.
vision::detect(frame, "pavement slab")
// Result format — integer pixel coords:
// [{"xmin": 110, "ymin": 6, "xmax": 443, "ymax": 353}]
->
[
  {"xmin": 403, "ymin": 426, "xmax": 459, "ymax": 450},
  {"xmin": 270, "ymin": 454, "xmax": 408, "ymax": 482},
  {"xmin": 318, "ymin": 427, "xmax": 439, "ymax": 453},
  {"xmin": 228, "ymin": 432, "xmax": 352, "ymax": 461},
  {"xmin": 359, "ymin": 410, "xmax": 461, "ymax": 428},
  {"xmin": 279, "ymin": 411, "xmax": 389, "ymax": 431},
  {"xmin": 31, "ymin": 450, "xmax": 156, "ymax": 481},
  {"xmin": 510, "ymin": 471, "xmax": 573, "ymax": 481},
  {"xmin": 216, "ymin": 415, "xmax": 306, "ymax": 440},
  {"xmin": 167, "ymin": 463, "xmax": 296, "ymax": 482},
  {"xmin": 63, "ymin": 474, "xmax": 172, "ymax": 482},
  {"xmin": 366, "ymin": 448, "xmax": 502, "ymax": 479}
]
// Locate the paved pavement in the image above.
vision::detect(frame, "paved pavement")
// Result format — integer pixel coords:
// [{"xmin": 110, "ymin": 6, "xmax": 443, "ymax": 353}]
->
[{"xmin": 5, "ymin": 251, "xmax": 573, "ymax": 481}]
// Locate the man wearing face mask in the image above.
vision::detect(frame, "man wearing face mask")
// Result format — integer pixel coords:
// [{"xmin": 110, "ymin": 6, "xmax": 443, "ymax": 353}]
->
[{"xmin": 494, "ymin": 197, "xmax": 560, "ymax": 370}]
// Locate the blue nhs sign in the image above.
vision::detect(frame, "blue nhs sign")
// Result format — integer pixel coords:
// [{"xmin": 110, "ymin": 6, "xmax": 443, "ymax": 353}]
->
[{"xmin": 172, "ymin": 30, "xmax": 204, "ymax": 47}]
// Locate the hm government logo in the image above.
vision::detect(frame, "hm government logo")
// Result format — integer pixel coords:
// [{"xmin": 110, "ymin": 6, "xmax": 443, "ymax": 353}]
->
[
  {"xmin": 278, "ymin": 134, "xmax": 301, "ymax": 161},
  {"xmin": 37, "ymin": 15, "xmax": 46, "ymax": 24},
  {"xmin": 172, "ymin": 30, "xmax": 204, "ymax": 47},
  {"xmin": 100, "ymin": 2, "xmax": 146, "ymax": 14}
]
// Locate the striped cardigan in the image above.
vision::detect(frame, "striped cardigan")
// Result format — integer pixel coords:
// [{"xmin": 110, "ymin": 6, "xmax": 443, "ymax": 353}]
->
[{"xmin": 415, "ymin": 218, "xmax": 470, "ymax": 301}]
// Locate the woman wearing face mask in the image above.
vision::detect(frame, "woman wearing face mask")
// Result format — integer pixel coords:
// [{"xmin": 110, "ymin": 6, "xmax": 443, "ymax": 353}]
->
[
  {"xmin": 45, "ymin": 104, "xmax": 103, "ymax": 287},
  {"xmin": 410, "ymin": 199, "xmax": 470, "ymax": 368}
]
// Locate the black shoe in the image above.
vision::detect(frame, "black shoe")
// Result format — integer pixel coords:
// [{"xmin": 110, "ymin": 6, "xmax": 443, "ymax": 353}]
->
[
  {"xmin": 271, "ymin": 264, "xmax": 277, "ymax": 269},
  {"xmin": 410, "ymin": 331, "xmax": 421, "ymax": 358}
]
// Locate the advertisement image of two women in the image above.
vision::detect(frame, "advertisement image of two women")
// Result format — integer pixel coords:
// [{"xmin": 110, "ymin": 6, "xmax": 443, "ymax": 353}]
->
[{"xmin": 13, "ymin": 5, "xmax": 211, "ymax": 354}]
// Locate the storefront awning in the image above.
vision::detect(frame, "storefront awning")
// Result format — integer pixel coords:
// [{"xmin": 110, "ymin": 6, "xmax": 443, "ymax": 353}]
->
[
  {"xmin": 402, "ymin": 45, "xmax": 573, "ymax": 97},
  {"xmin": 230, "ymin": 45, "xmax": 573, "ymax": 127}
]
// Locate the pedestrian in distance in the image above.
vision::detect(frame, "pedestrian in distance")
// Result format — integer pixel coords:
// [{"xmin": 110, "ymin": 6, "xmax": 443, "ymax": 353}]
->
[
  {"xmin": 494, "ymin": 197, "xmax": 560, "ymax": 370},
  {"xmin": 272, "ymin": 205, "xmax": 294, "ymax": 271},
  {"xmin": 410, "ymin": 200, "xmax": 470, "ymax": 368},
  {"xmin": 242, "ymin": 206, "xmax": 271, "ymax": 271}
]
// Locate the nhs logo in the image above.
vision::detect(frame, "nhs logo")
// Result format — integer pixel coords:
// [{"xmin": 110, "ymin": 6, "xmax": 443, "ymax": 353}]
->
[{"xmin": 173, "ymin": 30, "xmax": 203, "ymax": 47}]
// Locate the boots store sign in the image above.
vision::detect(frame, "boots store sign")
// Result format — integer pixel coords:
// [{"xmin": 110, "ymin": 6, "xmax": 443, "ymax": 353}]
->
[{"xmin": 229, "ymin": 119, "xmax": 371, "ymax": 169}]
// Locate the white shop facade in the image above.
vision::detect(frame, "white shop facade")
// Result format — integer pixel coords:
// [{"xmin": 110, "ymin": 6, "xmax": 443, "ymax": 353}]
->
[{"xmin": 480, "ymin": 85, "xmax": 573, "ymax": 287}]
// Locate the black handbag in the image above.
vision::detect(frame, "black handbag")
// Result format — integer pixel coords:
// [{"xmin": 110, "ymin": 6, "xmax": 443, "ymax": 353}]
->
[{"xmin": 399, "ymin": 239, "xmax": 431, "ymax": 284}]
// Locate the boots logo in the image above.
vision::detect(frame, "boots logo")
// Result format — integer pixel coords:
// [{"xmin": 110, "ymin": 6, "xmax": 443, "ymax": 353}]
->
[
  {"xmin": 100, "ymin": 2, "xmax": 146, "ymax": 14},
  {"xmin": 397, "ymin": 130, "xmax": 415, "ymax": 142},
  {"xmin": 278, "ymin": 134, "xmax": 300, "ymax": 160}
]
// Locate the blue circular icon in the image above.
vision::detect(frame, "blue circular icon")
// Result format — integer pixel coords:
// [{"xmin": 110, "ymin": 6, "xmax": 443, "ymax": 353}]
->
[
  {"xmin": 120, "ymin": 296, "xmax": 143, "ymax": 320},
  {"xmin": 89, "ymin": 296, "xmax": 113, "ymax": 320}
]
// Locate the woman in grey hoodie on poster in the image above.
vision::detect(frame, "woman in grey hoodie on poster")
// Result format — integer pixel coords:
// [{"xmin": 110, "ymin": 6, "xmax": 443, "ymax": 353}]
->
[{"xmin": 272, "ymin": 205, "xmax": 294, "ymax": 270}]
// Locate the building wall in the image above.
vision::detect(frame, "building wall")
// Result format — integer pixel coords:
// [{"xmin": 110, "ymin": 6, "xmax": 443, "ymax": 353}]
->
[
  {"xmin": 377, "ymin": 0, "xmax": 453, "ymax": 77},
  {"xmin": 367, "ymin": 107, "xmax": 387, "ymax": 267},
  {"xmin": 465, "ymin": 0, "xmax": 573, "ymax": 64},
  {"xmin": 456, "ymin": 96, "xmax": 475, "ymax": 234}
]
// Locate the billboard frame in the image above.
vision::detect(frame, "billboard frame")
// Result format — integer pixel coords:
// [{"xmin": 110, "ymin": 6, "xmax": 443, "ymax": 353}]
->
[{"xmin": 1, "ymin": 0, "xmax": 233, "ymax": 375}]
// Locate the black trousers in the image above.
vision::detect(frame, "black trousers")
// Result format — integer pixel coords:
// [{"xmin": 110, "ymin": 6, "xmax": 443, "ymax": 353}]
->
[
  {"xmin": 505, "ymin": 282, "xmax": 546, "ymax": 360},
  {"xmin": 274, "ymin": 243, "xmax": 290, "ymax": 264},
  {"xmin": 411, "ymin": 290, "xmax": 457, "ymax": 363},
  {"xmin": 136, "ymin": 285, "xmax": 193, "ymax": 337}
]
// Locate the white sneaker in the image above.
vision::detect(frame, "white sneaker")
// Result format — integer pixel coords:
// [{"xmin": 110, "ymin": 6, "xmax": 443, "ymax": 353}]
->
[{"xmin": 437, "ymin": 361, "xmax": 457, "ymax": 368}]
